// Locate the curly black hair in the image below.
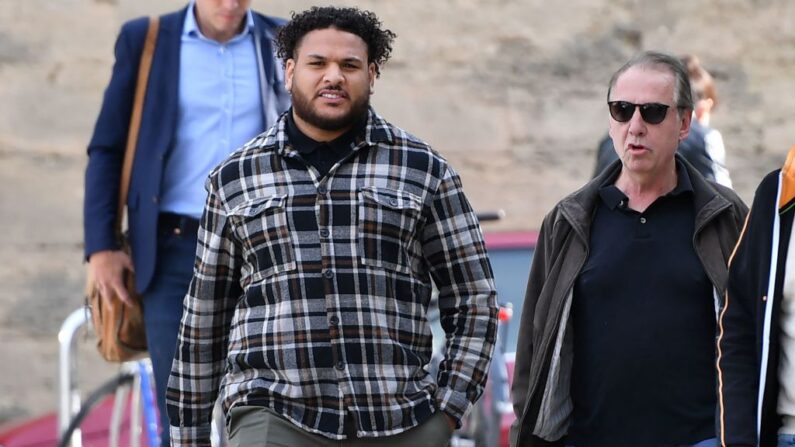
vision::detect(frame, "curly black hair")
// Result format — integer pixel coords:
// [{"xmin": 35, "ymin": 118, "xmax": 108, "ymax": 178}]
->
[{"xmin": 275, "ymin": 6, "xmax": 397, "ymax": 78}]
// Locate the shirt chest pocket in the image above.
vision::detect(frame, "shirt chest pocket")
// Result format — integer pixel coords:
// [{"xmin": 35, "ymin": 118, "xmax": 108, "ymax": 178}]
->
[
  {"xmin": 228, "ymin": 195, "xmax": 296, "ymax": 279},
  {"xmin": 358, "ymin": 187, "xmax": 423, "ymax": 275}
]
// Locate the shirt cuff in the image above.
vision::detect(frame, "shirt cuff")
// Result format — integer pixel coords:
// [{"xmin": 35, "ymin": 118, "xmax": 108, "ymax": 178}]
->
[
  {"xmin": 169, "ymin": 424, "xmax": 212, "ymax": 447},
  {"xmin": 434, "ymin": 386, "xmax": 473, "ymax": 428}
]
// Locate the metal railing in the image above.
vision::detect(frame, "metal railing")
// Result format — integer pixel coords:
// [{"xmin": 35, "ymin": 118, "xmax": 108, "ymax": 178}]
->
[
  {"xmin": 57, "ymin": 307, "xmax": 155, "ymax": 447},
  {"xmin": 58, "ymin": 308, "xmax": 91, "ymax": 447},
  {"xmin": 57, "ymin": 307, "xmax": 227, "ymax": 446}
]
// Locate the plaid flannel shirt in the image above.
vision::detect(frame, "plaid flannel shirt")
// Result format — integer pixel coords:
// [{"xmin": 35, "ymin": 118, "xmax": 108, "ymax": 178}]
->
[{"xmin": 167, "ymin": 109, "xmax": 498, "ymax": 445}]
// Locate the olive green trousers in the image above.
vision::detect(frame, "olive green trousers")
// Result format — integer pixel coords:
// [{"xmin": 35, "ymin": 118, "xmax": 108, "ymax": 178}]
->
[{"xmin": 228, "ymin": 406, "xmax": 453, "ymax": 447}]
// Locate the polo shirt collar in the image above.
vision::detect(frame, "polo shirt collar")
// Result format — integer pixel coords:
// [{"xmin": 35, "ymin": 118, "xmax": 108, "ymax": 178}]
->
[{"xmin": 598, "ymin": 159, "xmax": 694, "ymax": 210}]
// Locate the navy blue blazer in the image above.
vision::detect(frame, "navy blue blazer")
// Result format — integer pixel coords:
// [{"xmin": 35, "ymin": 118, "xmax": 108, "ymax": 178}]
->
[{"xmin": 84, "ymin": 7, "xmax": 290, "ymax": 293}]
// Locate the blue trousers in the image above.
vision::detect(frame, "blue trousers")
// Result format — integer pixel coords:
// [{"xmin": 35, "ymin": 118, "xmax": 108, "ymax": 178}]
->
[
  {"xmin": 780, "ymin": 433, "xmax": 795, "ymax": 446},
  {"xmin": 142, "ymin": 228, "xmax": 197, "ymax": 447}
]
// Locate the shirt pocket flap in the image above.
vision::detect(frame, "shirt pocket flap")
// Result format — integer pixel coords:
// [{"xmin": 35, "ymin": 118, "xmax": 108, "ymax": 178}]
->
[
  {"xmin": 359, "ymin": 187, "xmax": 422, "ymax": 212},
  {"xmin": 228, "ymin": 195, "xmax": 287, "ymax": 218}
]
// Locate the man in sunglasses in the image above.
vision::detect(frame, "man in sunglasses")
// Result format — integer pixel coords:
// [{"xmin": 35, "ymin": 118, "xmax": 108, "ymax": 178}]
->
[
  {"xmin": 592, "ymin": 55, "xmax": 734, "ymax": 189},
  {"xmin": 510, "ymin": 51, "xmax": 748, "ymax": 447}
]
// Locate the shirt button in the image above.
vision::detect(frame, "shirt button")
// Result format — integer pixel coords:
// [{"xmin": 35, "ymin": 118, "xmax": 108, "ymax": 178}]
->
[
  {"xmin": 152, "ymin": 196, "xmax": 159, "ymax": 204},
  {"xmin": 323, "ymin": 269, "xmax": 334, "ymax": 279},
  {"xmin": 640, "ymin": 217, "xmax": 647, "ymax": 224},
  {"xmin": 319, "ymin": 228, "xmax": 330, "ymax": 238},
  {"xmin": 329, "ymin": 316, "xmax": 339, "ymax": 326},
  {"xmin": 335, "ymin": 361, "xmax": 345, "ymax": 371},
  {"xmin": 318, "ymin": 185, "xmax": 328, "ymax": 194},
  {"xmin": 389, "ymin": 198, "xmax": 398, "ymax": 207}
]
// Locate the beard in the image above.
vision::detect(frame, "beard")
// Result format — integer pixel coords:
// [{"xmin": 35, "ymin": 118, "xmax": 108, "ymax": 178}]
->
[{"xmin": 291, "ymin": 86, "xmax": 370, "ymax": 132}]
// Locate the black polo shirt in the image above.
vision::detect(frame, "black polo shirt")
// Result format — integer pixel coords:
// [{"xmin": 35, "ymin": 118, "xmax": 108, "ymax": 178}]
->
[
  {"xmin": 567, "ymin": 164, "xmax": 716, "ymax": 447},
  {"xmin": 285, "ymin": 110, "xmax": 366, "ymax": 178}
]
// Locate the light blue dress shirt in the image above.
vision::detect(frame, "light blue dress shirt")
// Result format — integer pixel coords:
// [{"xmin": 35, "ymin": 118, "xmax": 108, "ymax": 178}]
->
[{"xmin": 160, "ymin": 2, "xmax": 264, "ymax": 218}]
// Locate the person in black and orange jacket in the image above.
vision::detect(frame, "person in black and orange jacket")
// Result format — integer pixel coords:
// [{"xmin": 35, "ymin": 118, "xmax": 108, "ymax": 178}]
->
[{"xmin": 718, "ymin": 146, "xmax": 795, "ymax": 447}]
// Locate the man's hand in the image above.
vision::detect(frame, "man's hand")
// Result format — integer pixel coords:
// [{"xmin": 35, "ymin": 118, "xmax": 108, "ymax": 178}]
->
[
  {"xmin": 443, "ymin": 413, "xmax": 457, "ymax": 431},
  {"xmin": 88, "ymin": 250, "xmax": 135, "ymax": 306}
]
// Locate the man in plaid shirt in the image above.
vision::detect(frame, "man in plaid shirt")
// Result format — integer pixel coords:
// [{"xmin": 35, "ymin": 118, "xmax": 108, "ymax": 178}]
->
[{"xmin": 166, "ymin": 6, "xmax": 498, "ymax": 446}]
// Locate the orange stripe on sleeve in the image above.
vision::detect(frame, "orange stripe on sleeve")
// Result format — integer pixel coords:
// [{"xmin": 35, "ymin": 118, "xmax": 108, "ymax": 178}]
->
[{"xmin": 778, "ymin": 144, "xmax": 795, "ymax": 210}]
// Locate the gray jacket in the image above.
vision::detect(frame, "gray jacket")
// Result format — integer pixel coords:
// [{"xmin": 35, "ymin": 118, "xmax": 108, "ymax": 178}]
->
[{"xmin": 509, "ymin": 156, "xmax": 748, "ymax": 447}]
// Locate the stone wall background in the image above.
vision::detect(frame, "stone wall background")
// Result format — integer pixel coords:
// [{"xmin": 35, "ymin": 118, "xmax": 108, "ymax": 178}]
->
[{"xmin": 1, "ymin": 0, "xmax": 794, "ymax": 423}]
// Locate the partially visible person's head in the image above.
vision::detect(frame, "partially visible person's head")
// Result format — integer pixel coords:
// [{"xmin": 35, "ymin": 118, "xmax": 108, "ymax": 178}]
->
[
  {"xmin": 681, "ymin": 54, "xmax": 718, "ymax": 125},
  {"xmin": 607, "ymin": 51, "xmax": 693, "ymax": 179},
  {"xmin": 194, "ymin": 0, "xmax": 251, "ymax": 44},
  {"xmin": 276, "ymin": 7, "xmax": 396, "ymax": 141}
]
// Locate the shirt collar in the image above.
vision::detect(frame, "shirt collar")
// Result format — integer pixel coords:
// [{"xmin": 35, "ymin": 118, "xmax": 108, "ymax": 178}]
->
[
  {"xmin": 183, "ymin": 0, "xmax": 255, "ymax": 41},
  {"xmin": 598, "ymin": 158, "xmax": 694, "ymax": 210},
  {"xmin": 259, "ymin": 107, "xmax": 394, "ymax": 157},
  {"xmin": 670, "ymin": 158, "xmax": 694, "ymax": 196}
]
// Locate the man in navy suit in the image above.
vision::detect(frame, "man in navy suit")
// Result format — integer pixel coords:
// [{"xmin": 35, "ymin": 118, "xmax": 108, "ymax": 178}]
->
[{"xmin": 83, "ymin": 1, "xmax": 289, "ymax": 444}]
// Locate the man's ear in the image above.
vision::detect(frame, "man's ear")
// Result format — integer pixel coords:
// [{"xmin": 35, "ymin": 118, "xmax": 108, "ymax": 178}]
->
[
  {"xmin": 678, "ymin": 108, "xmax": 693, "ymax": 141},
  {"xmin": 285, "ymin": 59, "xmax": 295, "ymax": 92},
  {"xmin": 368, "ymin": 63, "xmax": 376, "ymax": 92}
]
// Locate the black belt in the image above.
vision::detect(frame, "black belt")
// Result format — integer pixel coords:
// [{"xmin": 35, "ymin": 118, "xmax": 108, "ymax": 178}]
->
[{"xmin": 158, "ymin": 212, "xmax": 200, "ymax": 237}]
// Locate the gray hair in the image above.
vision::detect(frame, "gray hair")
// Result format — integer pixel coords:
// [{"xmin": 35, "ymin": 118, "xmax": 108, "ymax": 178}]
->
[{"xmin": 607, "ymin": 51, "xmax": 694, "ymax": 113}]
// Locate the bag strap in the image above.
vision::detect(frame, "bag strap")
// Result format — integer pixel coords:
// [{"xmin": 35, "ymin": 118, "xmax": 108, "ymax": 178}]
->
[{"xmin": 115, "ymin": 16, "xmax": 160, "ymax": 239}]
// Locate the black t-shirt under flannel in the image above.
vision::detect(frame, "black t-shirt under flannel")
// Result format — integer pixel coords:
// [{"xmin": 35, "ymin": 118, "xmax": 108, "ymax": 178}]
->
[{"xmin": 567, "ymin": 165, "xmax": 716, "ymax": 447}]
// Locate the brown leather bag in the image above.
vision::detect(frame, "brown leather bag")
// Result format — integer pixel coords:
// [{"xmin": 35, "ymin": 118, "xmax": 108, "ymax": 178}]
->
[
  {"xmin": 86, "ymin": 238, "xmax": 148, "ymax": 362},
  {"xmin": 85, "ymin": 17, "xmax": 159, "ymax": 363}
]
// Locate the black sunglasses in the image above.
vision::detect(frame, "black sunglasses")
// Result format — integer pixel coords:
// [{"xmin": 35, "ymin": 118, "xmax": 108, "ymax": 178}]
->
[{"xmin": 607, "ymin": 101, "xmax": 671, "ymax": 124}]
